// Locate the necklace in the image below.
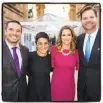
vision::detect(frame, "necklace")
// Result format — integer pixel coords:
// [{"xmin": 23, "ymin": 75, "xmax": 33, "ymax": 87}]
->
[{"xmin": 61, "ymin": 49, "xmax": 70, "ymax": 56}]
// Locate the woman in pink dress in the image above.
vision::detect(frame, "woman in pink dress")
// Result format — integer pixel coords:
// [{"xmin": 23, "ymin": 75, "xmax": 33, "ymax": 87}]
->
[{"xmin": 51, "ymin": 25, "xmax": 79, "ymax": 101}]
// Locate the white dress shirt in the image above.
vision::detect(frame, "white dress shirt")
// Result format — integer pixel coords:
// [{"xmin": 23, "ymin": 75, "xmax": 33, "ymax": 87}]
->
[
  {"xmin": 5, "ymin": 40, "xmax": 22, "ymax": 69},
  {"xmin": 83, "ymin": 29, "xmax": 98, "ymax": 55}
]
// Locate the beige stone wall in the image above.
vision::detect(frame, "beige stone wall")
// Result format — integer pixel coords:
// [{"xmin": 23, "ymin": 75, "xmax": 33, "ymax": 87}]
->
[
  {"xmin": 32, "ymin": 4, "xmax": 37, "ymax": 18},
  {"xmin": 69, "ymin": 4, "xmax": 76, "ymax": 21},
  {"xmin": 36, "ymin": 4, "xmax": 45, "ymax": 17},
  {"xmin": 23, "ymin": 4, "xmax": 28, "ymax": 20},
  {"xmin": 3, "ymin": 4, "xmax": 28, "ymax": 24},
  {"xmin": 31, "ymin": 4, "xmax": 45, "ymax": 19}
]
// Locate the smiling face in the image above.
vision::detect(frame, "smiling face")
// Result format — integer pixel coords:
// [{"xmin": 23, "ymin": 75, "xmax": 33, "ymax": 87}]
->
[
  {"xmin": 61, "ymin": 29, "xmax": 72, "ymax": 46},
  {"xmin": 36, "ymin": 38, "xmax": 49, "ymax": 55},
  {"xmin": 5, "ymin": 22, "xmax": 22, "ymax": 46},
  {"xmin": 82, "ymin": 9, "xmax": 97, "ymax": 32}
]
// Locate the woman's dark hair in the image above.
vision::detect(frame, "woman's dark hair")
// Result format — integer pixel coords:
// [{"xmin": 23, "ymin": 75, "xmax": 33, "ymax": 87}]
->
[{"xmin": 35, "ymin": 32, "xmax": 49, "ymax": 44}]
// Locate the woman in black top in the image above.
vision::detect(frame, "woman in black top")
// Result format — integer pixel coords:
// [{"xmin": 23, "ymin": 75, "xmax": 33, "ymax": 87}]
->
[{"xmin": 27, "ymin": 32, "xmax": 52, "ymax": 101}]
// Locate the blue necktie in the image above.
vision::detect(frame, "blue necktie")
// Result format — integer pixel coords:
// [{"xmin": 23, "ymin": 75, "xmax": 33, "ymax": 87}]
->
[
  {"xmin": 85, "ymin": 35, "xmax": 91, "ymax": 63},
  {"xmin": 12, "ymin": 47, "xmax": 21, "ymax": 75}
]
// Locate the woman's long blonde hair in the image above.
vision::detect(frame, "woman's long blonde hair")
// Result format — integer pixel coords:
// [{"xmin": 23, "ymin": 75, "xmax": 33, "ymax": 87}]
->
[{"xmin": 56, "ymin": 25, "xmax": 77, "ymax": 55}]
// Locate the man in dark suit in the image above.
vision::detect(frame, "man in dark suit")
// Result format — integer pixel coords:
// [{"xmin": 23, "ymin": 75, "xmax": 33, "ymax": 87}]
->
[
  {"xmin": 77, "ymin": 6, "xmax": 101, "ymax": 101},
  {"xmin": 2, "ymin": 20, "xmax": 29, "ymax": 101}
]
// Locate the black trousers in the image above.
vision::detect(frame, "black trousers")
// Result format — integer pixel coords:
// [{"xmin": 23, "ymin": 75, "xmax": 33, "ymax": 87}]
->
[{"xmin": 78, "ymin": 85, "xmax": 100, "ymax": 102}]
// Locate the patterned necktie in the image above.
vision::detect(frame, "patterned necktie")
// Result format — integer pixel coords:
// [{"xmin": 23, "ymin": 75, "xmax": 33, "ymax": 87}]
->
[
  {"xmin": 12, "ymin": 47, "xmax": 21, "ymax": 75},
  {"xmin": 85, "ymin": 35, "xmax": 91, "ymax": 63}
]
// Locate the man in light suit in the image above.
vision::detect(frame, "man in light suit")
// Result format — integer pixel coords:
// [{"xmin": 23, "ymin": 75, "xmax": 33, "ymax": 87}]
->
[
  {"xmin": 2, "ymin": 20, "xmax": 29, "ymax": 101},
  {"xmin": 77, "ymin": 6, "xmax": 101, "ymax": 101}
]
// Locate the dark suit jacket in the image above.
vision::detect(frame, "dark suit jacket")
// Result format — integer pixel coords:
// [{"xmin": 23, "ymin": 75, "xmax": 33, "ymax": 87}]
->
[
  {"xmin": 2, "ymin": 41, "xmax": 29, "ymax": 102},
  {"xmin": 77, "ymin": 29, "xmax": 101, "ymax": 101}
]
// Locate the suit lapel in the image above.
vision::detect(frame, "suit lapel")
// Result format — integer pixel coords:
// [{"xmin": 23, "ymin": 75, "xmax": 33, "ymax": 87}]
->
[
  {"xmin": 80, "ymin": 34, "xmax": 87, "ymax": 66},
  {"xmin": 88, "ymin": 30, "xmax": 100, "ymax": 65},
  {"xmin": 3, "ymin": 41, "xmax": 18, "ymax": 77},
  {"xmin": 19, "ymin": 44, "xmax": 25, "ymax": 75}
]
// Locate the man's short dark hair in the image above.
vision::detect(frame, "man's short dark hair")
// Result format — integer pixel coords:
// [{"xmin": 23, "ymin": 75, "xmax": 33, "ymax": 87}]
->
[
  {"xmin": 80, "ymin": 6, "xmax": 97, "ymax": 19},
  {"xmin": 5, "ymin": 20, "xmax": 22, "ymax": 32}
]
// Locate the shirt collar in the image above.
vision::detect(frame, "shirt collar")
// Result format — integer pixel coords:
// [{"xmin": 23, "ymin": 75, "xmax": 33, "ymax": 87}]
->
[
  {"xmin": 86, "ymin": 28, "xmax": 98, "ymax": 38},
  {"xmin": 5, "ymin": 40, "xmax": 20, "ymax": 50}
]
